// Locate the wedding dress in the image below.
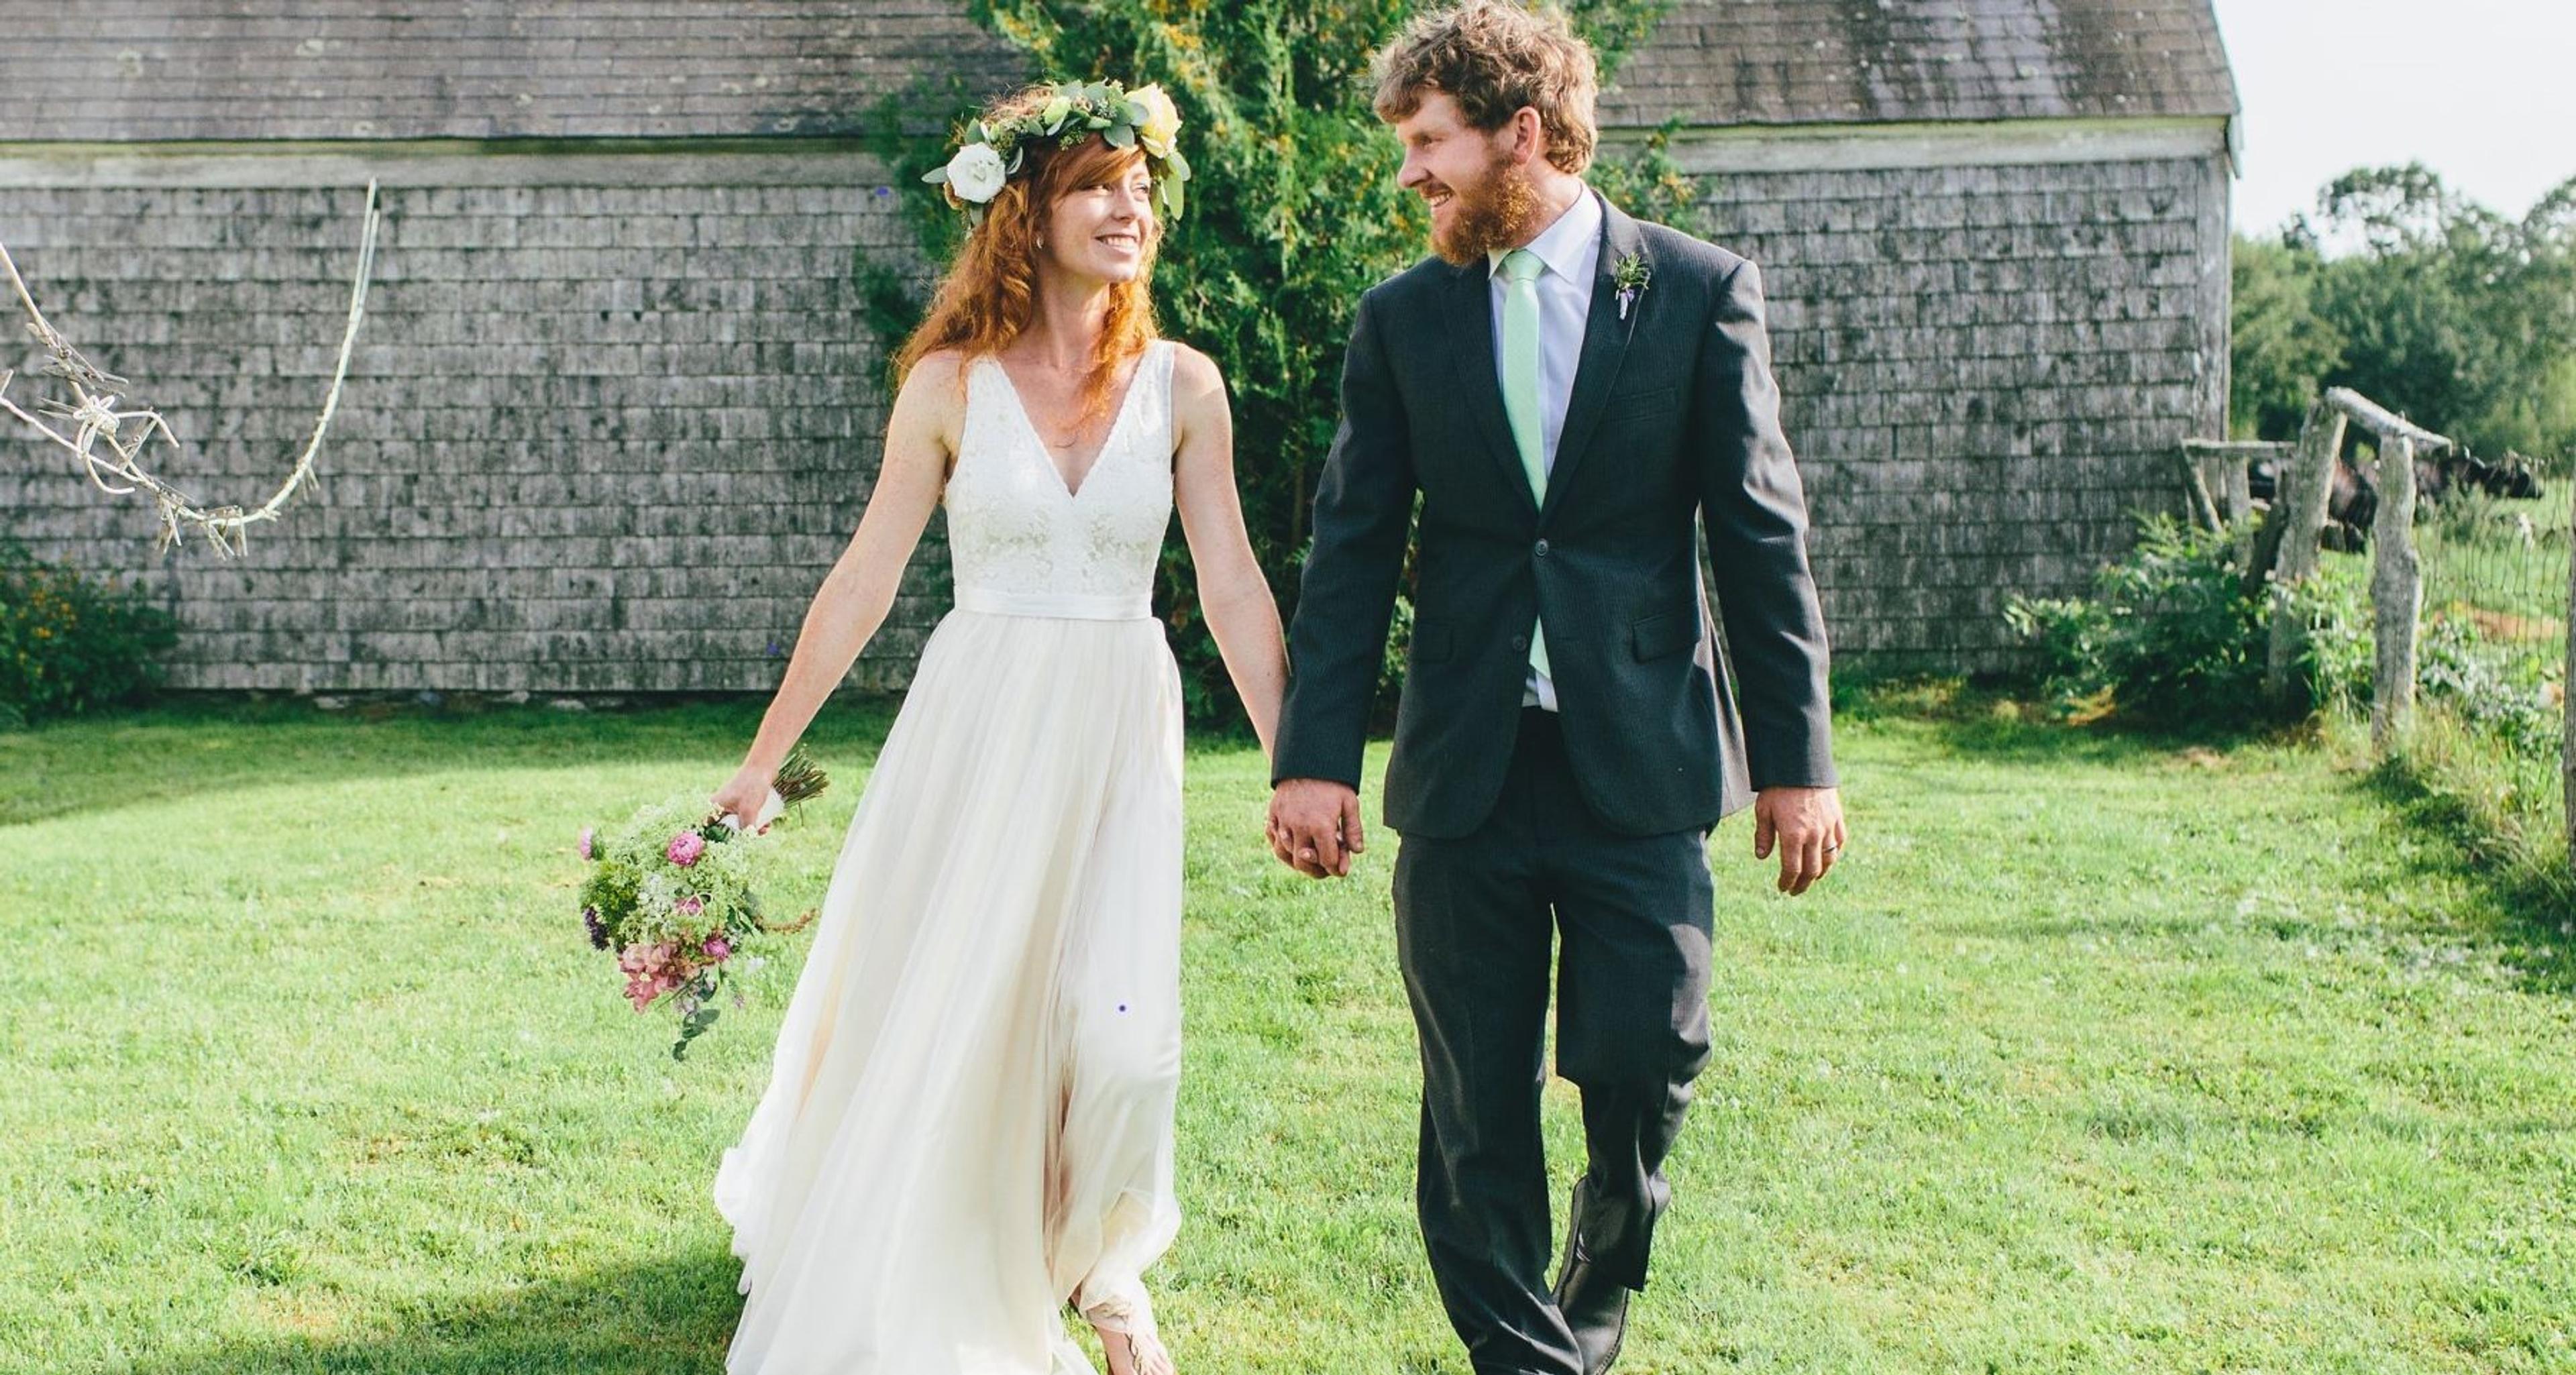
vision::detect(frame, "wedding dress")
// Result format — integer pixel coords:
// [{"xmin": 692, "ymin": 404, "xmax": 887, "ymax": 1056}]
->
[{"xmin": 716, "ymin": 340, "xmax": 1186, "ymax": 1374}]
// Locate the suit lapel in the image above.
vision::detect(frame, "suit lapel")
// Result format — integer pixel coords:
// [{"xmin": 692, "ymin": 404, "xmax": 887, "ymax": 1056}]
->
[
  {"xmin": 1441, "ymin": 259, "xmax": 1540, "ymax": 516},
  {"xmin": 1541, "ymin": 192, "xmax": 1645, "ymax": 522}
]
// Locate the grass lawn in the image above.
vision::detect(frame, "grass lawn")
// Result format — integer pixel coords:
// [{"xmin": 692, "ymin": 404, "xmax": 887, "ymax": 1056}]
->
[{"xmin": 3, "ymin": 692, "xmax": 2571, "ymax": 1373}]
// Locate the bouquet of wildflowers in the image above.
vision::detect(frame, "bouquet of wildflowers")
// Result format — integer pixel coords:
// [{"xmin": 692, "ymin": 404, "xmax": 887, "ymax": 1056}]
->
[{"xmin": 576, "ymin": 748, "xmax": 830, "ymax": 1059}]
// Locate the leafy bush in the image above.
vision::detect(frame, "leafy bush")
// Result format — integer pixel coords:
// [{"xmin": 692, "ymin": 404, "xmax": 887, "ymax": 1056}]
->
[
  {"xmin": 0, "ymin": 538, "xmax": 178, "ymax": 726},
  {"xmin": 2417, "ymin": 615, "xmax": 2559, "ymax": 758},
  {"xmin": 2005, "ymin": 516, "xmax": 2365, "ymax": 726}
]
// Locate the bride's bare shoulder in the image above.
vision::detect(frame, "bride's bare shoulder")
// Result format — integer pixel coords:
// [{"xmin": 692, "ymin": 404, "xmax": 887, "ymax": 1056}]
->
[
  {"xmin": 883, "ymin": 350, "xmax": 979, "ymax": 475},
  {"xmin": 1167, "ymin": 342, "xmax": 1227, "ymax": 413},
  {"xmin": 898, "ymin": 348, "xmax": 975, "ymax": 402},
  {"xmin": 893, "ymin": 346, "xmax": 975, "ymax": 419}
]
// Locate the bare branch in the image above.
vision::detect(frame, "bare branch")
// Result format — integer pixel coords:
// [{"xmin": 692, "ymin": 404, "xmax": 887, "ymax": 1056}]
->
[{"xmin": 0, "ymin": 180, "xmax": 382, "ymax": 556}]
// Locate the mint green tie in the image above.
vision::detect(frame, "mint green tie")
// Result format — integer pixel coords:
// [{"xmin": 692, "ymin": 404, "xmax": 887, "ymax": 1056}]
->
[{"xmin": 1499, "ymin": 248, "xmax": 1551, "ymax": 683}]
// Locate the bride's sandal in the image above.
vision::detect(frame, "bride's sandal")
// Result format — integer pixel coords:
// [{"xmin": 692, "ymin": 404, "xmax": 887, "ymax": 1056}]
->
[
  {"xmin": 1093, "ymin": 1324, "xmax": 1176, "ymax": 1375},
  {"xmin": 1083, "ymin": 1286, "xmax": 1175, "ymax": 1375}
]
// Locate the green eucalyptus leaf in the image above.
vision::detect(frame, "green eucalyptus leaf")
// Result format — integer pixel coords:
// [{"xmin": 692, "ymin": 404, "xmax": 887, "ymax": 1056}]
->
[{"xmin": 1104, "ymin": 123, "xmax": 1135, "ymax": 150}]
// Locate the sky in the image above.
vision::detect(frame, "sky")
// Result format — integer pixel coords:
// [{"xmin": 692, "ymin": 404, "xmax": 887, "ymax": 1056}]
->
[{"xmin": 2211, "ymin": 0, "xmax": 2575, "ymax": 236}]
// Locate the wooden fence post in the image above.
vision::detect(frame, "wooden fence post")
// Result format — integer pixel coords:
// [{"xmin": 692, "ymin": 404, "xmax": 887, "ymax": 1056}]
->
[
  {"xmin": 2224, "ymin": 455, "xmax": 2255, "ymax": 567},
  {"xmin": 2266, "ymin": 397, "xmax": 2347, "ymax": 709},
  {"xmin": 2181, "ymin": 450, "xmax": 2226, "ymax": 531},
  {"xmin": 2367, "ymin": 434, "xmax": 2420, "ymax": 751}
]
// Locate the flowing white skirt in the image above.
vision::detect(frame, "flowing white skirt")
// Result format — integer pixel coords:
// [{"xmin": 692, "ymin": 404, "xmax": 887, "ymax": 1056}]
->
[{"xmin": 715, "ymin": 606, "xmax": 1186, "ymax": 1375}]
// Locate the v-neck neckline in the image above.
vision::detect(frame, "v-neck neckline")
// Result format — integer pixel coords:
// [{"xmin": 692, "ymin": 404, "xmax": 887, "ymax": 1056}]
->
[{"xmin": 986, "ymin": 345, "xmax": 1157, "ymax": 500}]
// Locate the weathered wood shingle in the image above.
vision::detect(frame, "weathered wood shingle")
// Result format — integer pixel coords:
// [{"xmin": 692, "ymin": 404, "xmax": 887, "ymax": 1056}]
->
[
  {"xmin": 1603, "ymin": 0, "xmax": 2239, "ymax": 127},
  {"xmin": 0, "ymin": 1, "xmax": 1032, "ymax": 142}
]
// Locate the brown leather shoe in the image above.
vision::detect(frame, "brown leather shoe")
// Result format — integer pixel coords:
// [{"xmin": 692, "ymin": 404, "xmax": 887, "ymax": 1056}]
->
[{"xmin": 1552, "ymin": 1179, "xmax": 1632, "ymax": 1375}]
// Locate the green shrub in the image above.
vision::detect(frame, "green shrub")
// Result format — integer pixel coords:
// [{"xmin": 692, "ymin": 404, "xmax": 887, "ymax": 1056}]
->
[
  {"xmin": 0, "ymin": 538, "xmax": 178, "ymax": 726},
  {"xmin": 2417, "ymin": 614, "xmax": 2559, "ymax": 758},
  {"xmin": 2005, "ymin": 515, "xmax": 2367, "ymax": 726}
]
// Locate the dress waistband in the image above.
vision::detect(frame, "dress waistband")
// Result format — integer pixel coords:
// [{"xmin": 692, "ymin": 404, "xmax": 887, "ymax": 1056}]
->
[{"xmin": 954, "ymin": 587, "xmax": 1153, "ymax": 621}]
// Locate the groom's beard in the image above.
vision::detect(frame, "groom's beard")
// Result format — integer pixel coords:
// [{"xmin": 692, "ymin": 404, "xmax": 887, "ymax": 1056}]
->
[{"xmin": 1430, "ymin": 154, "xmax": 1541, "ymax": 266}]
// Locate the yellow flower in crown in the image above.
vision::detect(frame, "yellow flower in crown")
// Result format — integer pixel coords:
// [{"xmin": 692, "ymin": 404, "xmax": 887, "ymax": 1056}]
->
[{"xmin": 1129, "ymin": 84, "xmax": 1181, "ymax": 160}]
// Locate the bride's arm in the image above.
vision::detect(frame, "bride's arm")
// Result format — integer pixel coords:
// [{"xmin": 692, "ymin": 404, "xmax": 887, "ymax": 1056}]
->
[
  {"xmin": 1171, "ymin": 345, "xmax": 1287, "ymax": 760},
  {"xmin": 713, "ymin": 353, "xmax": 960, "ymax": 812}
]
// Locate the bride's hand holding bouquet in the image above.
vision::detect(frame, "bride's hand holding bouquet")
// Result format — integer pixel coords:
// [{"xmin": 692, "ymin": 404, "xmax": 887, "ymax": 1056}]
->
[{"xmin": 574, "ymin": 747, "xmax": 831, "ymax": 1059}]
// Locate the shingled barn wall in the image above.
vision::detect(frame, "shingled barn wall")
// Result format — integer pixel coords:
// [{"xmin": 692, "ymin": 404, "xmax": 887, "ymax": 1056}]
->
[
  {"xmin": 1, "ymin": 155, "xmax": 947, "ymax": 693},
  {"xmin": 1672, "ymin": 134, "xmax": 2232, "ymax": 668},
  {"xmin": 0, "ymin": 0, "xmax": 2239, "ymax": 692}
]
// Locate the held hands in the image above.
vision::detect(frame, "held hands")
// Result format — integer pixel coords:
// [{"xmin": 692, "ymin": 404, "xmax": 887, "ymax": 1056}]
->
[
  {"xmin": 1753, "ymin": 785, "xmax": 1845, "ymax": 895},
  {"xmin": 1268, "ymin": 778, "xmax": 1366, "ymax": 878}
]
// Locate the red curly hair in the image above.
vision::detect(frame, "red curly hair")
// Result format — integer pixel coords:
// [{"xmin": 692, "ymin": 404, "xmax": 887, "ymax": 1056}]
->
[{"xmin": 894, "ymin": 87, "xmax": 1164, "ymax": 430}]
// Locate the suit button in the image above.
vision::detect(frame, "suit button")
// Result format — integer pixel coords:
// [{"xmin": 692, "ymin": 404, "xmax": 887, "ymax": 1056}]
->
[
  {"xmin": 1509, "ymin": 632, "xmax": 1529, "ymax": 652},
  {"xmin": 1534, "ymin": 538, "xmax": 1550, "ymax": 557}
]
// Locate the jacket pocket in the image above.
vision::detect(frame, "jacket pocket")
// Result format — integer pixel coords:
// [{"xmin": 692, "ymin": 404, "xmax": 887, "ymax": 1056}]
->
[{"xmin": 1630, "ymin": 610, "xmax": 1698, "ymax": 661}]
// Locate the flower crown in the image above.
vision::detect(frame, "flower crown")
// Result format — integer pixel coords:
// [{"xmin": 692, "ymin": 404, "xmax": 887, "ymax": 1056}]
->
[{"xmin": 922, "ymin": 79, "xmax": 1191, "ymax": 227}]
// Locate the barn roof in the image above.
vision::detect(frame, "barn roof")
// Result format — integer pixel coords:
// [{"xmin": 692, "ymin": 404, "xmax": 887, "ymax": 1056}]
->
[
  {"xmin": 1604, "ymin": 0, "xmax": 2239, "ymax": 127},
  {"xmin": 0, "ymin": 1, "xmax": 1032, "ymax": 142},
  {"xmin": 0, "ymin": 0, "xmax": 2235, "ymax": 144}
]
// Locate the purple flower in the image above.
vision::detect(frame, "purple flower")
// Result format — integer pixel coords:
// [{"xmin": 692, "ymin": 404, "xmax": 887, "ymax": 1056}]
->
[
  {"xmin": 577, "ymin": 826, "xmax": 594, "ymax": 861},
  {"xmin": 666, "ymin": 830, "xmax": 706, "ymax": 867},
  {"xmin": 676, "ymin": 895, "xmax": 705, "ymax": 918},
  {"xmin": 703, "ymin": 933, "xmax": 733, "ymax": 961},
  {"xmin": 582, "ymin": 905, "xmax": 609, "ymax": 950}
]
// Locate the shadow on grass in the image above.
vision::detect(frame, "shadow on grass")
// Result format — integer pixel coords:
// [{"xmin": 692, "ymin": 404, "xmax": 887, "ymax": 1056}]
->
[
  {"xmin": 1834, "ymin": 673, "xmax": 2295, "ymax": 768},
  {"xmin": 2360, "ymin": 753, "xmax": 2576, "ymax": 995},
  {"xmin": 1, "ymin": 694, "xmax": 903, "ymax": 827},
  {"xmin": 112, "ymin": 1254, "xmax": 743, "ymax": 1375}
]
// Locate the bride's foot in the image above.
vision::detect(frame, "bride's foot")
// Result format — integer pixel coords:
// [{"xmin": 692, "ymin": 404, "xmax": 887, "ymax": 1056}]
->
[{"xmin": 1092, "ymin": 1321, "xmax": 1176, "ymax": 1375}]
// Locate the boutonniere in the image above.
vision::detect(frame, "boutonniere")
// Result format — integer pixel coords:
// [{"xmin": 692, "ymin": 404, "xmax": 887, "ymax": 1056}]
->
[{"xmin": 1613, "ymin": 252, "xmax": 1650, "ymax": 320}]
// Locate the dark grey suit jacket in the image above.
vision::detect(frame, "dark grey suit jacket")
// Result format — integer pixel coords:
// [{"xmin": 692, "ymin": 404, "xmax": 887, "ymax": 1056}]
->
[{"xmin": 1273, "ymin": 190, "xmax": 1836, "ymax": 840}]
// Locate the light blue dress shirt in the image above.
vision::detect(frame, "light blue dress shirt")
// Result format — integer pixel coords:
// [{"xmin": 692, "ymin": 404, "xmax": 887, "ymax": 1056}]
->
[{"xmin": 1485, "ymin": 188, "xmax": 1604, "ymax": 712}]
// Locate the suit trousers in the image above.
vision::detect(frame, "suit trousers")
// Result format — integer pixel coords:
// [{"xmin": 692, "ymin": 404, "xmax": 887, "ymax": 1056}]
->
[{"xmin": 1391, "ymin": 707, "xmax": 1717, "ymax": 1374}]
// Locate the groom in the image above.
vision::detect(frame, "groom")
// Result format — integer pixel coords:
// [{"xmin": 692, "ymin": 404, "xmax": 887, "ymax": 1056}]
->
[{"xmin": 1267, "ymin": 3, "xmax": 1845, "ymax": 1371}]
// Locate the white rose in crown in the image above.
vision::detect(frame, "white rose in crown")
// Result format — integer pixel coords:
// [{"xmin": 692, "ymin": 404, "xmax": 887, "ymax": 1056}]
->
[
  {"xmin": 1130, "ymin": 84, "xmax": 1181, "ymax": 160},
  {"xmin": 945, "ymin": 142, "xmax": 1009, "ymax": 204}
]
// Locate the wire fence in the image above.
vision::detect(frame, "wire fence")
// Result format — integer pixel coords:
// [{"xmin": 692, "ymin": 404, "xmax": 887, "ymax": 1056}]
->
[
  {"xmin": 2199, "ymin": 398, "xmax": 2570, "ymax": 879},
  {"xmin": 2417, "ymin": 482, "xmax": 2571, "ymax": 685}
]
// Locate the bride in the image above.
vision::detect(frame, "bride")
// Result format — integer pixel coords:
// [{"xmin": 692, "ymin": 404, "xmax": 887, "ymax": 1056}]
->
[{"xmin": 706, "ymin": 80, "xmax": 1284, "ymax": 1375}]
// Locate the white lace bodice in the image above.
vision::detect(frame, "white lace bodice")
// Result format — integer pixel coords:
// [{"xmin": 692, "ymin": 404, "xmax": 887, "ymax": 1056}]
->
[{"xmin": 943, "ymin": 341, "xmax": 1177, "ymax": 620}]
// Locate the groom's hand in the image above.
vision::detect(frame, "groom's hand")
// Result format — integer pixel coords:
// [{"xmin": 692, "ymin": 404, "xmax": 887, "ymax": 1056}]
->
[
  {"xmin": 1753, "ymin": 785, "xmax": 1845, "ymax": 895},
  {"xmin": 1269, "ymin": 778, "xmax": 1366, "ymax": 879}
]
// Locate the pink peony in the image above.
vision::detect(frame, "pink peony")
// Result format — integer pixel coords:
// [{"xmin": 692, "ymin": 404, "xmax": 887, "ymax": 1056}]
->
[
  {"xmin": 577, "ymin": 826, "xmax": 594, "ymax": 861},
  {"xmin": 702, "ymin": 933, "xmax": 733, "ymax": 961},
  {"xmin": 666, "ymin": 830, "xmax": 706, "ymax": 867}
]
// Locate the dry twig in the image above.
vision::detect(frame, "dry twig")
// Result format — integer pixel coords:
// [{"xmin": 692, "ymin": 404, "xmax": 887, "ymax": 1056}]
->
[{"xmin": 0, "ymin": 180, "xmax": 381, "ymax": 555}]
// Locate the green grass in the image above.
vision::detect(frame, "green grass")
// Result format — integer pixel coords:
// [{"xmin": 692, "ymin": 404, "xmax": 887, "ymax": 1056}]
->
[{"xmin": 4, "ymin": 692, "xmax": 2573, "ymax": 1373}]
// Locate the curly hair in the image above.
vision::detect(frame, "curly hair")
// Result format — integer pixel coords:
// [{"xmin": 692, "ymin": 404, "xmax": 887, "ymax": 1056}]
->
[
  {"xmin": 894, "ymin": 85, "xmax": 1163, "ymax": 429},
  {"xmin": 1371, "ymin": 0, "xmax": 1599, "ymax": 175}
]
